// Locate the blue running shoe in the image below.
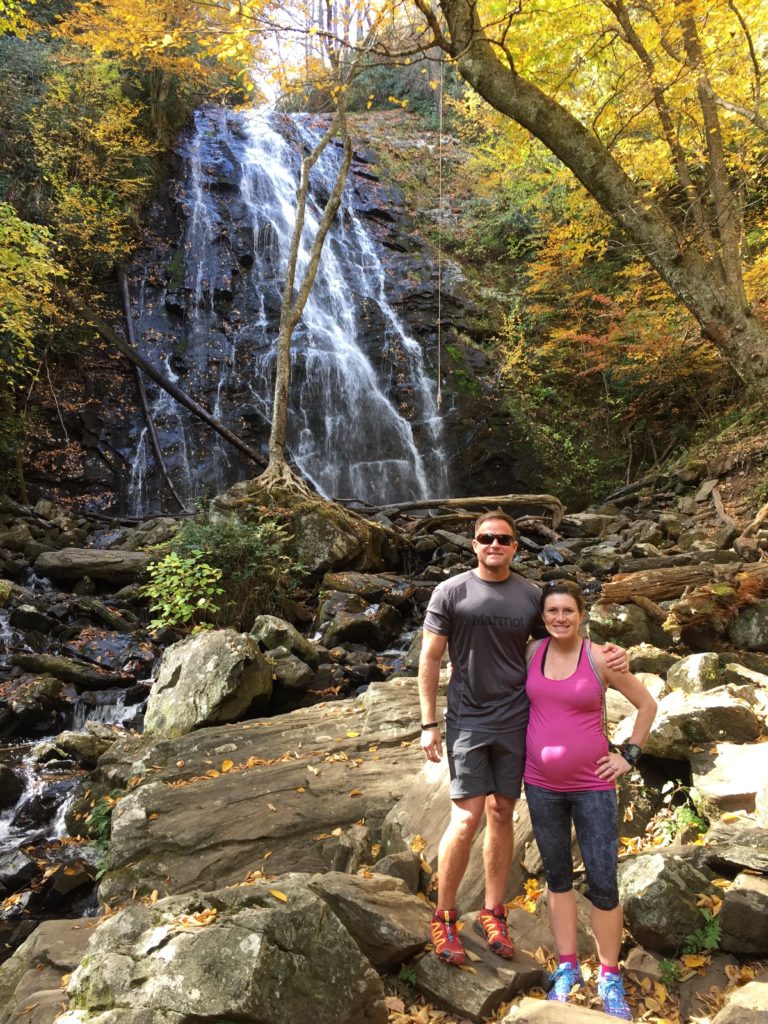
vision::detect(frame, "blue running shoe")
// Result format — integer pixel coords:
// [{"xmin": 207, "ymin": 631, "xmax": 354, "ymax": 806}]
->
[
  {"xmin": 598, "ymin": 973, "xmax": 633, "ymax": 1020},
  {"xmin": 547, "ymin": 962, "xmax": 585, "ymax": 1002}
]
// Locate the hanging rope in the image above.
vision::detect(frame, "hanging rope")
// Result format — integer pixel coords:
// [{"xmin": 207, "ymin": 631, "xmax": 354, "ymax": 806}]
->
[{"xmin": 436, "ymin": 58, "xmax": 445, "ymax": 411}]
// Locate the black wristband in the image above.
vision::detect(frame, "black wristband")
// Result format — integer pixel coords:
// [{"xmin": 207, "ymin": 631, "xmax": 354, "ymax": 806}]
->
[
  {"xmin": 421, "ymin": 722, "xmax": 439, "ymax": 730},
  {"xmin": 621, "ymin": 743, "xmax": 642, "ymax": 767}
]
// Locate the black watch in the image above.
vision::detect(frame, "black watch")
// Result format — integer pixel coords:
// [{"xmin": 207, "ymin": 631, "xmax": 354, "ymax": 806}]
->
[{"xmin": 620, "ymin": 743, "xmax": 642, "ymax": 767}]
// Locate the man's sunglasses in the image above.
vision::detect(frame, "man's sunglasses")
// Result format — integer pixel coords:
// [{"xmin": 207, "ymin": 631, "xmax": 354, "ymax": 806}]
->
[{"xmin": 475, "ymin": 532, "xmax": 516, "ymax": 546}]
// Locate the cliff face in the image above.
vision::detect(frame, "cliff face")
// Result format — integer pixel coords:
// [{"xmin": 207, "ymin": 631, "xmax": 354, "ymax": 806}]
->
[{"xmin": 23, "ymin": 109, "xmax": 537, "ymax": 513}]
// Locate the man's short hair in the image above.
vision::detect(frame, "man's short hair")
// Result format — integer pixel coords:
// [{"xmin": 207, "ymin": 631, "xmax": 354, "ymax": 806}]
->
[{"xmin": 473, "ymin": 509, "xmax": 518, "ymax": 539}]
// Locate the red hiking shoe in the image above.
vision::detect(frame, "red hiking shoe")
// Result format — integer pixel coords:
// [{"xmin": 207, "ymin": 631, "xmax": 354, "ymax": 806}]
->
[
  {"xmin": 474, "ymin": 903, "xmax": 515, "ymax": 959},
  {"xmin": 430, "ymin": 908, "xmax": 466, "ymax": 965}
]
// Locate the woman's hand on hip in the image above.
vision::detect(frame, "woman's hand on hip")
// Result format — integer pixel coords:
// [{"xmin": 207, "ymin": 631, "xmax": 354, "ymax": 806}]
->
[{"xmin": 596, "ymin": 751, "xmax": 630, "ymax": 780}]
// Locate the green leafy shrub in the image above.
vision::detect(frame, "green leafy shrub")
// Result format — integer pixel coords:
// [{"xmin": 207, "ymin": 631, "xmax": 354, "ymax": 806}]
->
[
  {"xmin": 659, "ymin": 782, "xmax": 708, "ymax": 842},
  {"xmin": 141, "ymin": 550, "xmax": 224, "ymax": 631},
  {"xmin": 157, "ymin": 509, "xmax": 307, "ymax": 630}
]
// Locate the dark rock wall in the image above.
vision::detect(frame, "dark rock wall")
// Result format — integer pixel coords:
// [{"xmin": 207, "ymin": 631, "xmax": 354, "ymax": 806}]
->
[{"xmin": 23, "ymin": 110, "xmax": 536, "ymax": 513}]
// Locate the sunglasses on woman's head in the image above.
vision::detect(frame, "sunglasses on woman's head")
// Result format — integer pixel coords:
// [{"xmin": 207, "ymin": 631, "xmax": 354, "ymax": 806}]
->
[{"xmin": 475, "ymin": 532, "xmax": 516, "ymax": 546}]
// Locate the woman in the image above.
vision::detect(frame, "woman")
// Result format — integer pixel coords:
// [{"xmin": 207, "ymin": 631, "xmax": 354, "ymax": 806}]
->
[{"xmin": 524, "ymin": 580, "xmax": 657, "ymax": 1020}]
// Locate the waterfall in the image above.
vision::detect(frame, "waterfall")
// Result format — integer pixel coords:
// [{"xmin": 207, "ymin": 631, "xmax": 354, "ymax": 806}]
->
[
  {"xmin": 71, "ymin": 693, "xmax": 136, "ymax": 731},
  {"xmin": 125, "ymin": 106, "xmax": 447, "ymax": 511}
]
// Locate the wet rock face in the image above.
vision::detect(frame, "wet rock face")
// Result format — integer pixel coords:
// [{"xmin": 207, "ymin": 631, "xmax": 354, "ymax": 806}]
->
[
  {"xmin": 22, "ymin": 112, "xmax": 536, "ymax": 514},
  {"xmin": 0, "ymin": 766, "xmax": 23, "ymax": 810}
]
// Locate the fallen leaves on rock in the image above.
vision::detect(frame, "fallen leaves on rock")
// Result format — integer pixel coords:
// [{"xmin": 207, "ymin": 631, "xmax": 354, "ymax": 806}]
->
[
  {"xmin": 168, "ymin": 907, "xmax": 218, "ymax": 928},
  {"xmin": 167, "ymin": 751, "xmax": 302, "ymax": 788}
]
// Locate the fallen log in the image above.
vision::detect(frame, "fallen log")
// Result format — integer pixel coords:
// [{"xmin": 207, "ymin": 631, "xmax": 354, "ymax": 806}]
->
[
  {"xmin": 11, "ymin": 653, "xmax": 130, "ymax": 689},
  {"xmin": 601, "ymin": 473, "xmax": 662, "ymax": 503},
  {"xmin": 360, "ymin": 494, "xmax": 565, "ymax": 529},
  {"xmin": 741, "ymin": 498, "xmax": 768, "ymax": 538},
  {"xmin": 630, "ymin": 594, "xmax": 667, "ymax": 623},
  {"xmin": 602, "ymin": 561, "xmax": 768, "ymax": 603},
  {"xmin": 711, "ymin": 486, "xmax": 737, "ymax": 531},
  {"xmin": 63, "ymin": 291, "xmax": 267, "ymax": 469}
]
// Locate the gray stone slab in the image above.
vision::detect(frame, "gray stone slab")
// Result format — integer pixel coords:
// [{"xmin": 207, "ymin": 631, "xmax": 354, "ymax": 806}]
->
[
  {"xmin": 0, "ymin": 919, "xmax": 94, "ymax": 1024},
  {"xmin": 414, "ymin": 921, "xmax": 546, "ymax": 1023},
  {"xmin": 500, "ymin": 996, "xmax": 610, "ymax": 1023},
  {"xmin": 95, "ymin": 678, "xmax": 439, "ymax": 905},
  {"xmin": 691, "ymin": 742, "xmax": 768, "ymax": 815}
]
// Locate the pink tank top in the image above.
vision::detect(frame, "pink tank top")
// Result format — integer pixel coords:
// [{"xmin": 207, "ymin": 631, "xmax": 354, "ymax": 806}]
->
[{"xmin": 524, "ymin": 639, "xmax": 614, "ymax": 792}]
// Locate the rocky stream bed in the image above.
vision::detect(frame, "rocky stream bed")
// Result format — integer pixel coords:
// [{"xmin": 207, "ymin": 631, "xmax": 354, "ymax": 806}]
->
[{"xmin": 0, "ymin": 457, "xmax": 767, "ymax": 1024}]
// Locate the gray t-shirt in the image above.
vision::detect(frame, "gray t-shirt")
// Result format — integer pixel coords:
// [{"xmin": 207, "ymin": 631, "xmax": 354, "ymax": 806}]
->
[{"xmin": 424, "ymin": 569, "xmax": 545, "ymax": 731}]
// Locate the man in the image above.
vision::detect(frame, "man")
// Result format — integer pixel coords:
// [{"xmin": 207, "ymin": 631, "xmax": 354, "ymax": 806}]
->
[{"xmin": 418, "ymin": 510, "xmax": 626, "ymax": 966}]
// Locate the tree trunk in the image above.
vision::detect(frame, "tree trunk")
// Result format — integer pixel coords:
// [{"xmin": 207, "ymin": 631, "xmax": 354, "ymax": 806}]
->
[
  {"xmin": 431, "ymin": 0, "xmax": 768, "ymax": 399},
  {"xmin": 363, "ymin": 492, "xmax": 565, "ymax": 527},
  {"xmin": 265, "ymin": 100, "xmax": 354, "ymax": 482}
]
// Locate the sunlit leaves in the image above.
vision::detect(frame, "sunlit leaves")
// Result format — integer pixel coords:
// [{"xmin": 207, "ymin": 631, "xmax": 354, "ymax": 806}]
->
[
  {"xmin": 0, "ymin": 0, "xmax": 34, "ymax": 37},
  {"xmin": 27, "ymin": 57, "xmax": 158, "ymax": 276},
  {"xmin": 55, "ymin": 0, "xmax": 262, "ymax": 99},
  {"xmin": 0, "ymin": 202, "xmax": 64, "ymax": 388}
]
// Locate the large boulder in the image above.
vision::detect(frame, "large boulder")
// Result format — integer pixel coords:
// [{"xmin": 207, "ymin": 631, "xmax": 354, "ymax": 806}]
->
[
  {"xmin": 0, "ymin": 765, "xmax": 24, "ymax": 810},
  {"xmin": 727, "ymin": 600, "xmax": 768, "ymax": 651},
  {"xmin": 117, "ymin": 517, "xmax": 180, "ymax": 551},
  {"xmin": 500, "ymin": 1000, "xmax": 615, "ymax": 1024},
  {"xmin": 315, "ymin": 590, "xmax": 403, "ymax": 650},
  {"xmin": 612, "ymin": 687, "xmax": 764, "ymax": 759},
  {"xmin": 627, "ymin": 644, "xmax": 680, "ymax": 676},
  {"xmin": 307, "ymin": 871, "xmax": 430, "ymax": 969},
  {"xmin": 559, "ymin": 513, "xmax": 622, "ymax": 538},
  {"xmin": 265, "ymin": 646, "xmax": 315, "ymax": 691},
  {"xmin": 0, "ymin": 674, "xmax": 66, "ymax": 729},
  {"xmin": 251, "ymin": 614, "xmax": 321, "ymax": 668},
  {"xmin": 587, "ymin": 602, "xmax": 659, "ymax": 647},
  {"xmin": 712, "ymin": 978, "xmax": 768, "ymax": 1024},
  {"xmin": 690, "ymin": 742, "xmax": 768, "ymax": 815},
  {"xmin": 413, "ymin": 923, "xmax": 546, "ymax": 1023},
  {"xmin": 699, "ymin": 824, "xmax": 768, "ymax": 874},
  {"xmin": 0, "ymin": 919, "xmax": 93, "ymax": 1024},
  {"xmin": 719, "ymin": 872, "xmax": 768, "ymax": 955},
  {"xmin": 33, "ymin": 549, "xmax": 153, "ymax": 584},
  {"xmin": 58, "ymin": 882, "xmax": 388, "ymax": 1024},
  {"xmin": 144, "ymin": 629, "xmax": 272, "ymax": 738},
  {"xmin": 666, "ymin": 652, "xmax": 723, "ymax": 692},
  {"xmin": 618, "ymin": 852, "xmax": 718, "ymax": 953},
  {"xmin": 31, "ymin": 729, "xmax": 116, "ymax": 768}
]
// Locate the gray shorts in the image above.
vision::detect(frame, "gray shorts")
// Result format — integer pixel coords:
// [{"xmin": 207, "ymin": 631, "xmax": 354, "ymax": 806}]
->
[{"xmin": 446, "ymin": 724, "xmax": 527, "ymax": 801}]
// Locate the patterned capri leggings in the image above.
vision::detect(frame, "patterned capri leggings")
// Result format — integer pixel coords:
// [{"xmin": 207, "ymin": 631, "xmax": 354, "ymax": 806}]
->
[{"xmin": 525, "ymin": 783, "xmax": 620, "ymax": 910}]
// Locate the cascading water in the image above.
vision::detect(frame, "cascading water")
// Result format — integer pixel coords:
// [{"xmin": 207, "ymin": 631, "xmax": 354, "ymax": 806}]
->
[{"xmin": 125, "ymin": 106, "xmax": 447, "ymax": 514}]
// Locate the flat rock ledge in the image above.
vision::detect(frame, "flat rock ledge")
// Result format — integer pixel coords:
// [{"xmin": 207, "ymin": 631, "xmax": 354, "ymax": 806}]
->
[
  {"xmin": 89, "ymin": 676, "xmax": 444, "ymax": 906},
  {"xmin": 34, "ymin": 549, "xmax": 153, "ymax": 583}
]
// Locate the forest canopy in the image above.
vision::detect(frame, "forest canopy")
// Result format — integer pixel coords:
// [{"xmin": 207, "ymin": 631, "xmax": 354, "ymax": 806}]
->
[{"xmin": 1, "ymin": 0, "xmax": 767, "ymax": 499}]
